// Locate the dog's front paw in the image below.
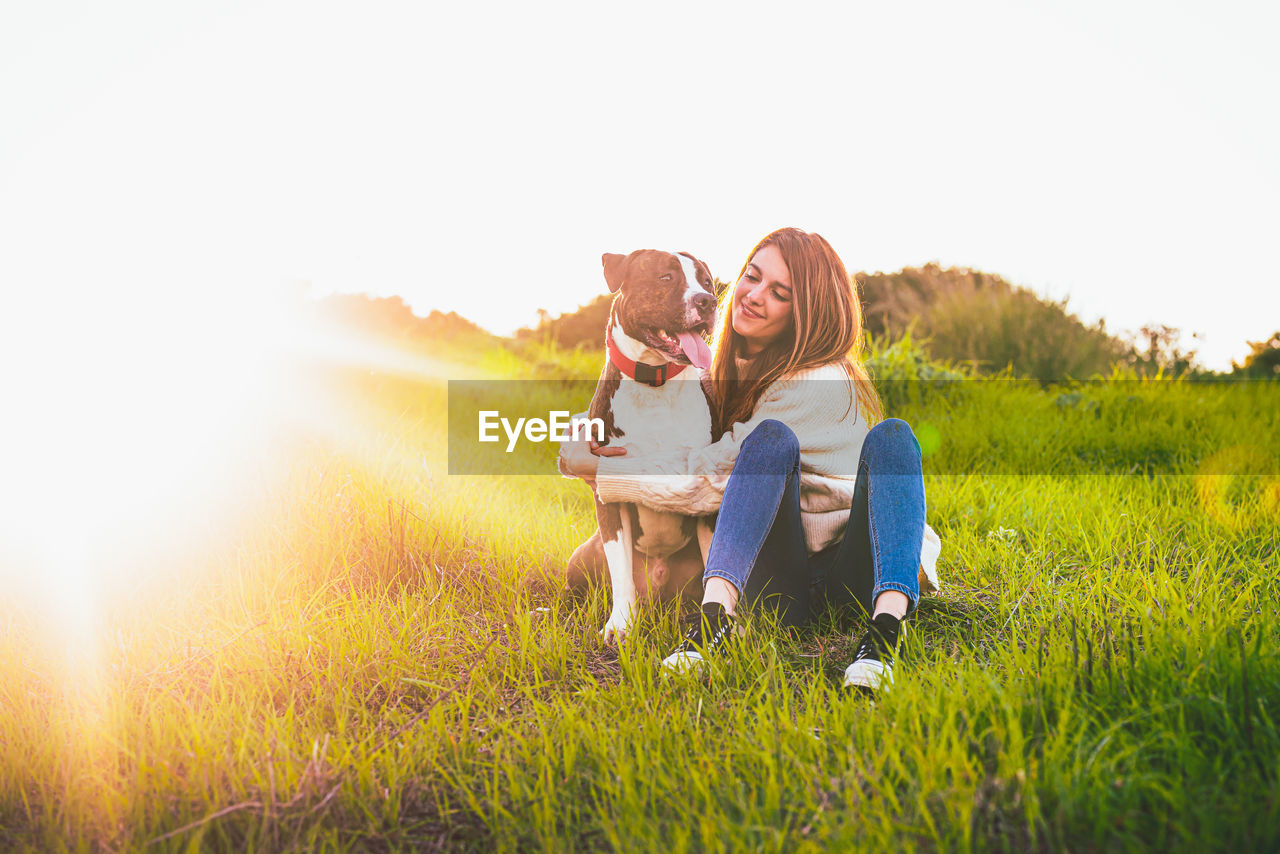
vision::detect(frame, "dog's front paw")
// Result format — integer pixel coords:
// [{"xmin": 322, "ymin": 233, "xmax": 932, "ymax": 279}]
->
[{"xmin": 600, "ymin": 609, "xmax": 635, "ymax": 645}]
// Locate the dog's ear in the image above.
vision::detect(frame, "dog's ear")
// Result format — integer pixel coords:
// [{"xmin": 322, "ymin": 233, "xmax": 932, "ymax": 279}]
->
[
  {"xmin": 602, "ymin": 253, "xmax": 628, "ymax": 293},
  {"xmin": 685, "ymin": 253, "xmax": 714, "ymax": 291}
]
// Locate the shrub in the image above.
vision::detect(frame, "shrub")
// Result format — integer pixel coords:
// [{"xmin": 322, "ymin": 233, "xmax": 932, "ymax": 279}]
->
[
  {"xmin": 516, "ymin": 295, "xmax": 613, "ymax": 349},
  {"xmin": 860, "ymin": 264, "xmax": 1134, "ymax": 383},
  {"xmin": 1232, "ymin": 331, "xmax": 1280, "ymax": 378},
  {"xmin": 863, "ymin": 332, "xmax": 968, "ymax": 413}
]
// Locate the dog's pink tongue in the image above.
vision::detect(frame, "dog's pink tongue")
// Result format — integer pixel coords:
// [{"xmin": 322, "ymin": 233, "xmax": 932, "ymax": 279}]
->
[{"xmin": 677, "ymin": 331, "xmax": 712, "ymax": 370}]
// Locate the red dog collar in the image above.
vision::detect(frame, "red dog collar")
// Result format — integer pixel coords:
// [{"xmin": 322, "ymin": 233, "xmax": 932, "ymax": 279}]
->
[{"xmin": 606, "ymin": 326, "xmax": 688, "ymax": 387}]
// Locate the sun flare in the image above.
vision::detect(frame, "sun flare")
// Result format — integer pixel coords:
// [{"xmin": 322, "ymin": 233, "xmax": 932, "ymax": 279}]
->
[{"xmin": 0, "ymin": 278, "xmax": 453, "ymax": 641}]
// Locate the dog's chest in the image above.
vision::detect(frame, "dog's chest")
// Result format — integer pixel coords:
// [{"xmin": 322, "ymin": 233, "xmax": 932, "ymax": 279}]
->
[{"xmin": 610, "ymin": 373, "xmax": 711, "ymax": 459}]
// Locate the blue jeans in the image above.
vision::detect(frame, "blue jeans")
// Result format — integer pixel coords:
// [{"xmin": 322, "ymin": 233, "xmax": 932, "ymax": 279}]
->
[{"xmin": 703, "ymin": 418, "xmax": 926, "ymax": 626}]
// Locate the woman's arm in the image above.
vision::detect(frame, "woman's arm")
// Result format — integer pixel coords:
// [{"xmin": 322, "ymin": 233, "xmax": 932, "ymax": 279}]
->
[
  {"xmin": 593, "ymin": 372, "xmax": 841, "ymax": 514},
  {"xmin": 558, "ymin": 436, "xmax": 626, "ymax": 481},
  {"xmin": 557, "ymin": 412, "xmax": 625, "ymax": 482}
]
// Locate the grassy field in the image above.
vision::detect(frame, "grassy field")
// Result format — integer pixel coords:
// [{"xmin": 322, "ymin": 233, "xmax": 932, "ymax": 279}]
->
[{"xmin": 1, "ymin": 336, "xmax": 1277, "ymax": 852}]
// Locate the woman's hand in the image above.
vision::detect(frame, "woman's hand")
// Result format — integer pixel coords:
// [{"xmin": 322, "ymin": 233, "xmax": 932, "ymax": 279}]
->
[{"xmin": 558, "ymin": 437, "xmax": 627, "ymax": 482}]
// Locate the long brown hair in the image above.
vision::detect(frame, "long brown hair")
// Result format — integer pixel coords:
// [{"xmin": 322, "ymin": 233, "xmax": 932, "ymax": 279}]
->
[{"xmin": 708, "ymin": 227, "xmax": 882, "ymax": 435}]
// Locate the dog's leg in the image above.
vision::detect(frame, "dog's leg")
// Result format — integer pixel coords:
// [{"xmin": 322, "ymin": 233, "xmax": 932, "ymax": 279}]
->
[
  {"xmin": 563, "ymin": 530, "xmax": 606, "ymax": 591},
  {"xmin": 596, "ymin": 499, "xmax": 638, "ymax": 644}
]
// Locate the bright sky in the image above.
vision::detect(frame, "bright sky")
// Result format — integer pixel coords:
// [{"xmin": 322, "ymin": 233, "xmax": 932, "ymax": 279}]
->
[{"xmin": 2, "ymin": 0, "xmax": 1276, "ymax": 370}]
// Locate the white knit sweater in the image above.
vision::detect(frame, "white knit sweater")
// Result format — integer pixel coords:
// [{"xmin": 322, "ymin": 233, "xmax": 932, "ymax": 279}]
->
[{"xmin": 593, "ymin": 361, "xmax": 942, "ymax": 591}]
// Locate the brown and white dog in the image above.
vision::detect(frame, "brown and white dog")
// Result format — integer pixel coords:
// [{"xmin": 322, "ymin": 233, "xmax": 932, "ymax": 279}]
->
[{"xmin": 586, "ymin": 249, "xmax": 718, "ymax": 643}]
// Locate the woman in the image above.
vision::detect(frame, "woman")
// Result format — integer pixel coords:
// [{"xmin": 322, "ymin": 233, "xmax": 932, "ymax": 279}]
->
[{"xmin": 559, "ymin": 227, "xmax": 940, "ymax": 693}]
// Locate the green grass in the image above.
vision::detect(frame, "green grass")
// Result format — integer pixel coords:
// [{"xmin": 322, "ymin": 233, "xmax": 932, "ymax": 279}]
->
[{"xmin": 1, "ymin": 339, "xmax": 1277, "ymax": 852}]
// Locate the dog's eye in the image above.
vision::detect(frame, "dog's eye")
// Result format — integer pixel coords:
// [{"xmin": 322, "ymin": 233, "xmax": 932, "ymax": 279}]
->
[{"xmin": 660, "ymin": 274, "xmax": 673, "ymax": 282}]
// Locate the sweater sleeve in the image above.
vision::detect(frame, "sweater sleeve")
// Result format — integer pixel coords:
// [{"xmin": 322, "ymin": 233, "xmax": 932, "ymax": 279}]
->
[{"xmin": 594, "ymin": 374, "xmax": 832, "ymax": 514}]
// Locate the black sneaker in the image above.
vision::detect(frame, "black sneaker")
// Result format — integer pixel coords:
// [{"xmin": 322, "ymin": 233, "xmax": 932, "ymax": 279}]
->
[
  {"xmin": 842, "ymin": 613, "xmax": 900, "ymax": 694},
  {"xmin": 661, "ymin": 602, "xmax": 737, "ymax": 673}
]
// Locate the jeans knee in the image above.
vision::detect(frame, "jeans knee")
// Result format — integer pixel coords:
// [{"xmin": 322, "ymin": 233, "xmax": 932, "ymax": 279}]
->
[
  {"xmin": 743, "ymin": 419, "xmax": 800, "ymax": 461},
  {"xmin": 864, "ymin": 418, "xmax": 922, "ymax": 465}
]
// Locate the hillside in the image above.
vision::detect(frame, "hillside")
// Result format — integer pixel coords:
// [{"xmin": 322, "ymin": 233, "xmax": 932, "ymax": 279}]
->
[
  {"xmin": 510, "ymin": 265, "xmax": 1202, "ymax": 382},
  {"xmin": 311, "ymin": 293, "xmax": 498, "ymax": 347}
]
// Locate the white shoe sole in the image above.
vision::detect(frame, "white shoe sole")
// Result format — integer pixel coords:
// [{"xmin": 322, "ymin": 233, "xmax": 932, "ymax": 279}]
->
[
  {"xmin": 660, "ymin": 649, "xmax": 705, "ymax": 673},
  {"xmin": 842, "ymin": 658, "xmax": 893, "ymax": 691}
]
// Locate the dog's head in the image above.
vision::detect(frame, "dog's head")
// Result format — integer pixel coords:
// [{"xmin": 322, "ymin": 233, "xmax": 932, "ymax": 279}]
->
[{"xmin": 601, "ymin": 249, "xmax": 716, "ymax": 369}]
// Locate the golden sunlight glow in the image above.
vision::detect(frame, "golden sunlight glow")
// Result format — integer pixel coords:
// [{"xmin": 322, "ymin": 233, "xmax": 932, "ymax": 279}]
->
[
  {"xmin": 1194, "ymin": 445, "xmax": 1280, "ymax": 530},
  {"xmin": 0, "ymin": 277, "xmax": 457, "ymax": 645}
]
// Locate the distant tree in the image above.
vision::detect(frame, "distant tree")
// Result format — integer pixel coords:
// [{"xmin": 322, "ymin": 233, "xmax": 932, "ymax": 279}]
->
[
  {"xmin": 515, "ymin": 294, "xmax": 613, "ymax": 348},
  {"xmin": 420, "ymin": 309, "xmax": 490, "ymax": 341},
  {"xmin": 1122, "ymin": 324, "xmax": 1203, "ymax": 378},
  {"xmin": 312, "ymin": 294, "xmax": 492, "ymax": 344},
  {"xmin": 317, "ymin": 294, "xmax": 421, "ymax": 339},
  {"xmin": 1232, "ymin": 331, "xmax": 1280, "ymax": 377}
]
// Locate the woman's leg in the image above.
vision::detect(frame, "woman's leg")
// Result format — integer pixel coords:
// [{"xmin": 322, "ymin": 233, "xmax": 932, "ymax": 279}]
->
[
  {"xmin": 701, "ymin": 419, "xmax": 811, "ymax": 626},
  {"xmin": 810, "ymin": 418, "xmax": 925, "ymax": 693},
  {"xmin": 813, "ymin": 418, "xmax": 925, "ymax": 618}
]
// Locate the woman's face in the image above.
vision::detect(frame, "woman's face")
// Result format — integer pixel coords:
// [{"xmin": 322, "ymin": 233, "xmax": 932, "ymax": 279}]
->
[{"xmin": 732, "ymin": 243, "xmax": 794, "ymax": 355}]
